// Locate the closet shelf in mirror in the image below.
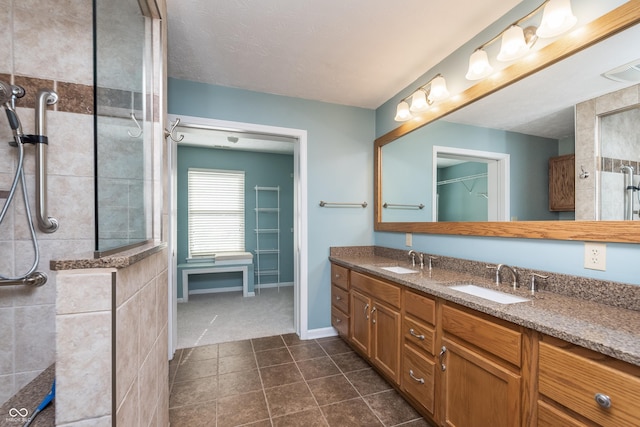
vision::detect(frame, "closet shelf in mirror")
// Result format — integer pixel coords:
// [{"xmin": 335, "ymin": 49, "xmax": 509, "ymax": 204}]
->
[{"xmin": 437, "ymin": 173, "xmax": 487, "ymax": 186}]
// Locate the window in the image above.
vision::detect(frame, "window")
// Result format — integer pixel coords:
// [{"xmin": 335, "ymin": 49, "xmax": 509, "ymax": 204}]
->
[{"xmin": 188, "ymin": 168, "xmax": 245, "ymax": 257}]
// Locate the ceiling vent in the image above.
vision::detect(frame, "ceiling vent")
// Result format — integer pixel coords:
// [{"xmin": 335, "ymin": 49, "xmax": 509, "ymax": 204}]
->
[{"xmin": 602, "ymin": 59, "xmax": 640, "ymax": 83}]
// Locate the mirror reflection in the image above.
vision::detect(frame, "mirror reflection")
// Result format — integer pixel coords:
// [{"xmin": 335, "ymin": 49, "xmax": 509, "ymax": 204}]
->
[{"xmin": 380, "ymin": 21, "xmax": 640, "ymax": 223}]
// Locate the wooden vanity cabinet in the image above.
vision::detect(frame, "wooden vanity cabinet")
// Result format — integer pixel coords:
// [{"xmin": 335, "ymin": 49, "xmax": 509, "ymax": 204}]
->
[
  {"xmin": 401, "ymin": 289, "xmax": 437, "ymax": 418},
  {"xmin": 440, "ymin": 303, "xmax": 525, "ymax": 427},
  {"xmin": 330, "ymin": 264, "xmax": 350, "ymax": 338},
  {"xmin": 537, "ymin": 335, "xmax": 640, "ymax": 427},
  {"xmin": 350, "ymin": 271, "xmax": 402, "ymax": 384}
]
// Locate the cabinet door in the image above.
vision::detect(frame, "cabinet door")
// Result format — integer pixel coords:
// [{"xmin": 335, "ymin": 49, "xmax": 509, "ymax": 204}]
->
[
  {"xmin": 371, "ymin": 301, "xmax": 401, "ymax": 383},
  {"xmin": 549, "ymin": 154, "xmax": 575, "ymax": 211},
  {"xmin": 441, "ymin": 338, "xmax": 521, "ymax": 427},
  {"xmin": 350, "ymin": 289, "xmax": 371, "ymax": 356}
]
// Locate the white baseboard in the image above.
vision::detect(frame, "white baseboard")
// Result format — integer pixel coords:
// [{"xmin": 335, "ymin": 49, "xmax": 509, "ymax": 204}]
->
[
  {"xmin": 189, "ymin": 286, "xmax": 243, "ymax": 295},
  {"xmin": 301, "ymin": 327, "xmax": 338, "ymax": 340},
  {"xmin": 256, "ymin": 281, "xmax": 294, "ymax": 289}
]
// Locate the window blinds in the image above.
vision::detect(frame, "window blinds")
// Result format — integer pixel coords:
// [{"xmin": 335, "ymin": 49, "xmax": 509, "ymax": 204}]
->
[{"xmin": 187, "ymin": 169, "xmax": 245, "ymax": 257}]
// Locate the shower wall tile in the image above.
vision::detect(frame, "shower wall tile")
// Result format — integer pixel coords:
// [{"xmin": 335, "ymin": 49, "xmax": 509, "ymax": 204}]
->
[
  {"xmin": 14, "ymin": 304, "xmax": 55, "ymax": 372},
  {"xmin": 0, "ymin": 7, "xmax": 10, "ymax": 74},
  {"xmin": 56, "ymin": 269, "xmax": 115, "ymax": 315},
  {"xmin": 13, "ymin": 0, "xmax": 93, "ymax": 86},
  {"xmin": 116, "ymin": 291, "xmax": 140, "ymax": 405},
  {"xmin": 56, "ymin": 310, "xmax": 112, "ymax": 424},
  {"xmin": 139, "ymin": 341, "xmax": 160, "ymax": 424},
  {"xmin": 0, "ymin": 374, "xmax": 14, "ymax": 408},
  {"xmin": 116, "ymin": 377, "xmax": 139, "ymax": 427},
  {"xmin": 13, "ymin": 76, "xmax": 56, "ymax": 110},
  {"xmin": 0, "ymin": 307, "xmax": 14, "ymax": 375},
  {"xmin": 595, "ymin": 85, "xmax": 639, "ymax": 116},
  {"xmin": 140, "ymin": 278, "xmax": 158, "ymax": 359},
  {"xmin": 57, "ymin": 82, "xmax": 94, "ymax": 115},
  {"xmin": 157, "ymin": 268, "xmax": 168, "ymax": 333},
  {"xmin": 0, "ymin": 285, "xmax": 13, "ymax": 308}
]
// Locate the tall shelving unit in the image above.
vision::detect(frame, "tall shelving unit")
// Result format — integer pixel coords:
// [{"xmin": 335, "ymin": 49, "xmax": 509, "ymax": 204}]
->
[{"xmin": 254, "ymin": 186, "xmax": 280, "ymax": 293}]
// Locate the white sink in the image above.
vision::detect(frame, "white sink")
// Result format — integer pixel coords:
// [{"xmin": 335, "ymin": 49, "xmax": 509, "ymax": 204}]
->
[
  {"xmin": 380, "ymin": 266, "xmax": 418, "ymax": 274},
  {"xmin": 449, "ymin": 284, "xmax": 530, "ymax": 304}
]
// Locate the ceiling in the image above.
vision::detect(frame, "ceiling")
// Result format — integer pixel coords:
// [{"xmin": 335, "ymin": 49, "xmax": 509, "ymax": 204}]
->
[{"xmin": 166, "ymin": 0, "xmax": 522, "ymax": 110}]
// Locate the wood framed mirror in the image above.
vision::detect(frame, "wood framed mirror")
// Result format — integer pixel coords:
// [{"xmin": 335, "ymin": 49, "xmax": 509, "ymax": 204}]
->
[{"xmin": 374, "ymin": 1, "xmax": 640, "ymax": 243}]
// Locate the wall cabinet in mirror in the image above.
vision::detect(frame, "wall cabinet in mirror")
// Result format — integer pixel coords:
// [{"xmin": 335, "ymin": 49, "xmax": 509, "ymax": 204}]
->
[{"xmin": 549, "ymin": 154, "xmax": 575, "ymax": 212}]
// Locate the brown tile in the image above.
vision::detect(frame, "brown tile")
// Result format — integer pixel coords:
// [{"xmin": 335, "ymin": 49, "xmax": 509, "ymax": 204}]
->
[
  {"xmin": 169, "ymin": 376, "xmax": 218, "ymax": 408},
  {"xmin": 297, "ymin": 356, "xmax": 340, "ymax": 380},
  {"xmin": 252, "ymin": 335, "xmax": 286, "ymax": 351},
  {"xmin": 181, "ymin": 343, "xmax": 218, "ymax": 362},
  {"xmin": 174, "ymin": 357, "xmax": 217, "ymax": 382},
  {"xmin": 264, "ymin": 381, "xmax": 317, "ymax": 417},
  {"xmin": 255, "ymin": 347, "xmax": 293, "ymax": 367},
  {"xmin": 307, "ymin": 374, "xmax": 359, "ymax": 406},
  {"xmin": 217, "ymin": 390, "xmax": 270, "ymax": 427},
  {"xmin": 401, "ymin": 419, "xmax": 436, "ymax": 427},
  {"xmin": 320, "ymin": 398, "xmax": 383, "ymax": 427},
  {"xmin": 330, "ymin": 351, "xmax": 370, "ymax": 373},
  {"xmin": 218, "ymin": 369, "xmax": 262, "ymax": 397},
  {"xmin": 282, "ymin": 333, "xmax": 304, "ymax": 346},
  {"xmin": 170, "ymin": 349, "xmax": 184, "ymax": 366},
  {"xmin": 169, "ymin": 402, "xmax": 216, "ymax": 427},
  {"xmin": 289, "ymin": 342, "xmax": 326, "ymax": 361},
  {"xmin": 364, "ymin": 389, "xmax": 421, "ymax": 426},
  {"xmin": 243, "ymin": 420, "xmax": 273, "ymax": 427},
  {"xmin": 218, "ymin": 352, "xmax": 257, "ymax": 375},
  {"xmin": 318, "ymin": 338, "xmax": 352, "ymax": 355},
  {"xmin": 272, "ymin": 408, "xmax": 328, "ymax": 427},
  {"xmin": 345, "ymin": 368, "xmax": 392, "ymax": 396},
  {"xmin": 57, "ymin": 81, "xmax": 94, "ymax": 115},
  {"xmin": 260, "ymin": 362, "xmax": 304, "ymax": 388},
  {"xmin": 219, "ymin": 339, "xmax": 253, "ymax": 357}
]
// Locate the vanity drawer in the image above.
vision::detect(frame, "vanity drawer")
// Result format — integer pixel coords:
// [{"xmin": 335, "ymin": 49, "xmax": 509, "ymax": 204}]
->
[
  {"xmin": 351, "ymin": 271, "xmax": 401, "ymax": 308},
  {"xmin": 402, "ymin": 343, "xmax": 436, "ymax": 415},
  {"xmin": 331, "ymin": 283, "xmax": 349, "ymax": 313},
  {"xmin": 537, "ymin": 400, "xmax": 588, "ymax": 427},
  {"xmin": 539, "ymin": 340, "xmax": 640, "ymax": 427},
  {"xmin": 331, "ymin": 306, "xmax": 349, "ymax": 337},
  {"xmin": 442, "ymin": 304, "xmax": 522, "ymax": 367},
  {"xmin": 404, "ymin": 289, "xmax": 435, "ymax": 326},
  {"xmin": 331, "ymin": 264, "xmax": 349, "ymax": 290},
  {"xmin": 403, "ymin": 316, "xmax": 435, "ymax": 356}
]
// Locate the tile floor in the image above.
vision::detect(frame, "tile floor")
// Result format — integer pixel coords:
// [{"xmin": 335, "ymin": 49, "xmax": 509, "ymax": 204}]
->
[{"xmin": 169, "ymin": 334, "xmax": 433, "ymax": 426}]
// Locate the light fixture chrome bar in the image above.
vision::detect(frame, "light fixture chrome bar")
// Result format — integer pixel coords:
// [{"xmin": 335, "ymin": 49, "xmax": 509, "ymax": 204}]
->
[
  {"xmin": 383, "ymin": 203, "xmax": 425, "ymax": 209},
  {"xmin": 319, "ymin": 201, "xmax": 367, "ymax": 208},
  {"xmin": 35, "ymin": 89, "xmax": 59, "ymax": 233},
  {"xmin": 475, "ymin": 0, "xmax": 549, "ymax": 51}
]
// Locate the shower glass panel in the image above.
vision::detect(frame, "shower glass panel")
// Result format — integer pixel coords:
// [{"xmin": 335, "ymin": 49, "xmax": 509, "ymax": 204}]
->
[
  {"xmin": 599, "ymin": 106, "xmax": 640, "ymax": 220},
  {"xmin": 94, "ymin": 0, "xmax": 153, "ymax": 253}
]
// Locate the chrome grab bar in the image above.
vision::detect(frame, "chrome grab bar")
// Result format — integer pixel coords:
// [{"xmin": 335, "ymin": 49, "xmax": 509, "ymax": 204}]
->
[
  {"xmin": 0, "ymin": 272, "xmax": 47, "ymax": 287},
  {"xmin": 35, "ymin": 89, "xmax": 58, "ymax": 233}
]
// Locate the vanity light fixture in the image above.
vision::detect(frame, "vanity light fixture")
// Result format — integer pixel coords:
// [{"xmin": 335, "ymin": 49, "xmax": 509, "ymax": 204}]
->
[
  {"xmin": 465, "ymin": 0, "xmax": 577, "ymax": 80},
  {"xmin": 394, "ymin": 74, "xmax": 450, "ymax": 122}
]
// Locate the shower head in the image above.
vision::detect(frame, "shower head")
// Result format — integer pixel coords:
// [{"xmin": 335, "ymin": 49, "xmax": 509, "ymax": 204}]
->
[{"xmin": 0, "ymin": 81, "xmax": 24, "ymax": 136}]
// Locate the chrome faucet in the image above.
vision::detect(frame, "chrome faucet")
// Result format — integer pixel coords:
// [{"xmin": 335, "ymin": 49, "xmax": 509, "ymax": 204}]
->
[
  {"xmin": 408, "ymin": 250, "xmax": 424, "ymax": 268},
  {"xmin": 530, "ymin": 273, "xmax": 549, "ymax": 294},
  {"xmin": 487, "ymin": 264, "xmax": 518, "ymax": 289},
  {"xmin": 428, "ymin": 255, "xmax": 439, "ymax": 271}
]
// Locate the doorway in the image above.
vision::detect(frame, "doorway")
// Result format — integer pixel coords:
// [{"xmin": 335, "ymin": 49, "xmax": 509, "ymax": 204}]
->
[{"xmin": 167, "ymin": 114, "xmax": 308, "ymax": 356}]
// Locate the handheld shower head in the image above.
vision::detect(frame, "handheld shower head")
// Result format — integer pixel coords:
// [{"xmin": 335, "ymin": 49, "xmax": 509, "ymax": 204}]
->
[{"xmin": 0, "ymin": 80, "xmax": 24, "ymax": 136}]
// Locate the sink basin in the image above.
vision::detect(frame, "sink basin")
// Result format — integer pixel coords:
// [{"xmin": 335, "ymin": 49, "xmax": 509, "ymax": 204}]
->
[
  {"xmin": 449, "ymin": 284, "xmax": 530, "ymax": 304},
  {"xmin": 380, "ymin": 266, "xmax": 418, "ymax": 274}
]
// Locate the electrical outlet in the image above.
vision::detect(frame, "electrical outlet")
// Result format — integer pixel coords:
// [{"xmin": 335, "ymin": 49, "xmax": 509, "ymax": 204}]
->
[
  {"xmin": 584, "ymin": 242, "xmax": 606, "ymax": 271},
  {"xmin": 405, "ymin": 233, "xmax": 412, "ymax": 247}
]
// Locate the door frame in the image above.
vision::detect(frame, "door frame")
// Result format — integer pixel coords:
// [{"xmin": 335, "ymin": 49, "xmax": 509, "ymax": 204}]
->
[{"xmin": 166, "ymin": 114, "xmax": 308, "ymax": 357}]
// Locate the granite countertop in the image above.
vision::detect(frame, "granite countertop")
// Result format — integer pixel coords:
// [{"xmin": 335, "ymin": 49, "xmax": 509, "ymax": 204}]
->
[
  {"xmin": 50, "ymin": 241, "xmax": 167, "ymax": 271},
  {"xmin": 0, "ymin": 364, "xmax": 54, "ymax": 426},
  {"xmin": 329, "ymin": 250, "xmax": 640, "ymax": 367}
]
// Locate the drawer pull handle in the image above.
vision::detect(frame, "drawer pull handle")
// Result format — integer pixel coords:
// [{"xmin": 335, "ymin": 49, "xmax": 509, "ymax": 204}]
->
[
  {"xmin": 409, "ymin": 328, "xmax": 425, "ymax": 340},
  {"xmin": 334, "ymin": 273, "xmax": 341, "ymax": 278},
  {"xmin": 595, "ymin": 393, "xmax": 611, "ymax": 409},
  {"xmin": 335, "ymin": 295, "xmax": 341, "ymax": 301},
  {"xmin": 409, "ymin": 369, "xmax": 424, "ymax": 384},
  {"xmin": 364, "ymin": 303, "xmax": 370, "ymax": 320},
  {"xmin": 439, "ymin": 346, "xmax": 447, "ymax": 371},
  {"xmin": 371, "ymin": 306, "xmax": 377, "ymax": 324},
  {"xmin": 335, "ymin": 317, "xmax": 341, "ymax": 323}
]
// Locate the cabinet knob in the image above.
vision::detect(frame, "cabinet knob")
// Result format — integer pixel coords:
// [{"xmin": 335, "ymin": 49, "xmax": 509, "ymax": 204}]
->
[
  {"xmin": 439, "ymin": 346, "xmax": 447, "ymax": 371},
  {"xmin": 334, "ymin": 273, "xmax": 340, "ymax": 278},
  {"xmin": 409, "ymin": 328, "xmax": 425, "ymax": 341},
  {"xmin": 335, "ymin": 317, "xmax": 341, "ymax": 323},
  {"xmin": 371, "ymin": 306, "xmax": 377, "ymax": 324},
  {"xmin": 594, "ymin": 393, "xmax": 611, "ymax": 409},
  {"xmin": 335, "ymin": 295, "xmax": 341, "ymax": 300}
]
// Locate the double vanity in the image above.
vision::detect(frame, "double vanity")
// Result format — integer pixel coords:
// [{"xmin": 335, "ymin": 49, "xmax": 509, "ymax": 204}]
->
[{"xmin": 329, "ymin": 246, "xmax": 640, "ymax": 427}]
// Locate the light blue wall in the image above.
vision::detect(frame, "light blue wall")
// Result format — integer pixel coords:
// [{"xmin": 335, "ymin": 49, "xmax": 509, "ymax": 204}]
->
[
  {"xmin": 374, "ymin": 0, "xmax": 638, "ymax": 285},
  {"xmin": 169, "ymin": 78, "xmax": 376, "ymax": 328},
  {"xmin": 176, "ymin": 146, "xmax": 294, "ymax": 298}
]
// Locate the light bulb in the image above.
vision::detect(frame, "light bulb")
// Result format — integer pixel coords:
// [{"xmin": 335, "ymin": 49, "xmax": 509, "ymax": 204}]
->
[
  {"xmin": 394, "ymin": 101, "xmax": 412, "ymax": 121},
  {"xmin": 537, "ymin": 0, "xmax": 577, "ymax": 38},
  {"xmin": 427, "ymin": 75, "xmax": 449, "ymax": 102},
  {"xmin": 497, "ymin": 25, "xmax": 529, "ymax": 61},
  {"xmin": 409, "ymin": 89, "xmax": 429, "ymax": 113},
  {"xmin": 465, "ymin": 49, "xmax": 493, "ymax": 80}
]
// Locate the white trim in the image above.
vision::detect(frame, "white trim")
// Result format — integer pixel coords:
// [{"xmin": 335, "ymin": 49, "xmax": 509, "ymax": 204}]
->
[
  {"xmin": 188, "ymin": 286, "xmax": 256, "ymax": 297},
  {"xmin": 432, "ymin": 146, "xmax": 510, "ymax": 221},
  {"xmin": 304, "ymin": 327, "xmax": 339, "ymax": 340},
  {"xmin": 167, "ymin": 114, "xmax": 308, "ymax": 353}
]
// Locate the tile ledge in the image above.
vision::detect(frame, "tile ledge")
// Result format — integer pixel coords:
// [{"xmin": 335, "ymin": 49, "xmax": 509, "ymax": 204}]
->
[{"xmin": 50, "ymin": 241, "xmax": 167, "ymax": 271}]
